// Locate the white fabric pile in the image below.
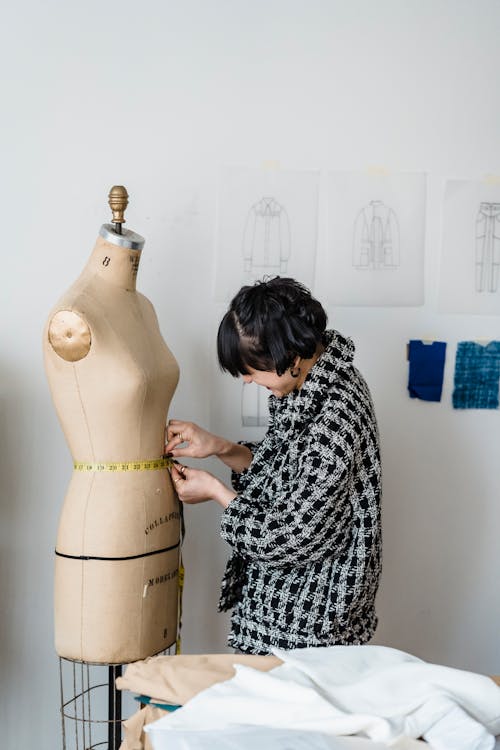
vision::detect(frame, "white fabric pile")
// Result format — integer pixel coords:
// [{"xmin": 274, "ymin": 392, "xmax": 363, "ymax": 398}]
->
[{"xmin": 144, "ymin": 645, "xmax": 500, "ymax": 750}]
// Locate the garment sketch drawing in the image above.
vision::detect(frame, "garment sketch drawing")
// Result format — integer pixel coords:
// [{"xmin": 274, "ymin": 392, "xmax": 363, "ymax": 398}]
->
[
  {"xmin": 352, "ymin": 200, "xmax": 400, "ymax": 270},
  {"xmin": 241, "ymin": 382, "xmax": 269, "ymax": 427},
  {"xmin": 242, "ymin": 197, "xmax": 291, "ymax": 280},
  {"xmin": 475, "ymin": 202, "xmax": 500, "ymax": 293}
]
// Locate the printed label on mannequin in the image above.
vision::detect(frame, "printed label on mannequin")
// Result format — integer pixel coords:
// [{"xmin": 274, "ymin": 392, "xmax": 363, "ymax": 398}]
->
[
  {"xmin": 145, "ymin": 510, "xmax": 180, "ymax": 535},
  {"xmin": 129, "ymin": 254, "xmax": 139, "ymax": 277},
  {"xmin": 146, "ymin": 567, "xmax": 178, "ymax": 589},
  {"xmin": 102, "ymin": 256, "xmax": 111, "ymax": 266}
]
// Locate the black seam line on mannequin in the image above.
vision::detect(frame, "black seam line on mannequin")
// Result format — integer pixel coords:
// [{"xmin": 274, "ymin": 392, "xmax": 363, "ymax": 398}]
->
[{"xmin": 54, "ymin": 541, "xmax": 180, "ymax": 562}]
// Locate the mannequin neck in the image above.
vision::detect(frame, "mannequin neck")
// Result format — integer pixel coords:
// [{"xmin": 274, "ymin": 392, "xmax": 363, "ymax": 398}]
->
[{"xmin": 84, "ymin": 236, "xmax": 141, "ymax": 291}]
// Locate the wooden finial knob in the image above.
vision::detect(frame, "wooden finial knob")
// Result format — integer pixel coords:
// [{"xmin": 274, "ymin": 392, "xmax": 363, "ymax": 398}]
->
[{"xmin": 108, "ymin": 185, "xmax": 129, "ymax": 225}]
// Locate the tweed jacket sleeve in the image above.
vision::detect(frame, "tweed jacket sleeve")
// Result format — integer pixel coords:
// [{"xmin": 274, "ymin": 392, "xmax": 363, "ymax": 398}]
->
[
  {"xmin": 220, "ymin": 397, "xmax": 368, "ymax": 568},
  {"xmin": 230, "ymin": 440, "xmax": 261, "ymax": 494}
]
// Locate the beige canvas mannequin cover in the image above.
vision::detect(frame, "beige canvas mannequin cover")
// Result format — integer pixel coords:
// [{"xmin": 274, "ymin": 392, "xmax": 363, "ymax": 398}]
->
[{"xmin": 43, "ymin": 226, "xmax": 180, "ymax": 664}]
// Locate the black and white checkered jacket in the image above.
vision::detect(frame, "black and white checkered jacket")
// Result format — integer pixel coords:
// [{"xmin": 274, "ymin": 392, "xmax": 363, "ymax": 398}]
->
[{"xmin": 219, "ymin": 330, "xmax": 382, "ymax": 654}]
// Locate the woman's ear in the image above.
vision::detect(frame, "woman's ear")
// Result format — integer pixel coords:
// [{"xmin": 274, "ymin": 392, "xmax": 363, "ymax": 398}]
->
[{"xmin": 289, "ymin": 356, "xmax": 302, "ymax": 379}]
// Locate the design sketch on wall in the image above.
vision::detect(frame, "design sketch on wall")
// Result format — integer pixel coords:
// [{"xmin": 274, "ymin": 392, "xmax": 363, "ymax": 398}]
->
[
  {"xmin": 353, "ymin": 200, "xmax": 400, "ymax": 270},
  {"xmin": 242, "ymin": 197, "xmax": 291, "ymax": 281},
  {"xmin": 214, "ymin": 165, "xmax": 319, "ymax": 301},
  {"xmin": 324, "ymin": 171, "xmax": 426, "ymax": 307},
  {"xmin": 475, "ymin": 202, "xmax": 500, "ymax": 293},
  {"xmin": 241, "ymin": 382, "xmax": 270, "ymax": 427},
  {"xmin": 439, "ymin": 180, "xmax": 500, "ymax": 315}
]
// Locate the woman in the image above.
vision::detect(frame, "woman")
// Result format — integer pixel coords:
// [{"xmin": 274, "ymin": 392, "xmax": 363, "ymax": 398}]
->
[{"xmin": 165, "ymin": 277, "xmax": 382, "ymax": 654}]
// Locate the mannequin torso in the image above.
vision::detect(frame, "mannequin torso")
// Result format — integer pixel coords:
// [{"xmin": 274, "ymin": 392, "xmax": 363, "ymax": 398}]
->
[{"xmin": 44, "ymin": 232, "xmax": 180, "ymax": 663}]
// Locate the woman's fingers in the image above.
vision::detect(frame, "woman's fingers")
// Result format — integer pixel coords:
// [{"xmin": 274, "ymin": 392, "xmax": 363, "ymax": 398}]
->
[
  {"xmin": 170, "ymin": 462, "xmax": 188, "ymax": 485},
  {"xmin": 170, "ymin": 463, "xmax": 193, "ymax": 502},
  {"xmin": 165, "ymin": 435, "xmax": 188, "ymax": 455},
  {"xmin": 164, "ymin": 420, "xmax": 217, "ymax": 459},
  {"xmin": 165, "ymin": 424, "xmax": 189, "ymax": 442},
  {"xmin": 171, "ymin": 465, "xmax": 215, "ymax": 505},
  {"xmin": 164, "ymin": 420, "xmax": 191, "ymax": 454}
]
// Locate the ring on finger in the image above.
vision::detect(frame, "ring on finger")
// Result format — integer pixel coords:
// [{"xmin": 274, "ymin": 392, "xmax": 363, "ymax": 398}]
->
[{"xmin": 178, "ymin": 432, "xmax": 184, "ymax": 442}]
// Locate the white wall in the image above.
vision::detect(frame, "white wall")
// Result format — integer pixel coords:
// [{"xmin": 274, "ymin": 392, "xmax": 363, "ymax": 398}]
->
[{"xmin": 1, "ymin": 1, "xmax": 500, "ymax": 746}]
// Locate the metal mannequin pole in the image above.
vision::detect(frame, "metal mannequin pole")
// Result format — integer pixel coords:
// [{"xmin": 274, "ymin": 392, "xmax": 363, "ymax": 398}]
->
[{"xmin": 108, "ymin": 665, "xmax": 122, "ymax": 750}]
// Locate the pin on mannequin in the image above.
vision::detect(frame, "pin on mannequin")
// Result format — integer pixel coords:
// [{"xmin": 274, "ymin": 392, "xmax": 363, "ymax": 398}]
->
[{"xmin": 43, "ymin": 187, "xmax": 180, "ymax": 665}]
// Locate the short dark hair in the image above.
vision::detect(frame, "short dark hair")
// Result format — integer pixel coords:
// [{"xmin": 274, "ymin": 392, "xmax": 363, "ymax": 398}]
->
[{"xmin": 217, "ymin": 277, "xmax": 327, "ymax": 377}]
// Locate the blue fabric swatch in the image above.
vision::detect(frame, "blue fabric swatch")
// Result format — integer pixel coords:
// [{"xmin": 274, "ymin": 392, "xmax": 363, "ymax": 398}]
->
[
  {"xmin": 408, "ymin": 340, "xmax": 447, "ymax": 402},
  {"xmin": 452, "ymin": 341, "xmax": 500, "ymax": 409}
]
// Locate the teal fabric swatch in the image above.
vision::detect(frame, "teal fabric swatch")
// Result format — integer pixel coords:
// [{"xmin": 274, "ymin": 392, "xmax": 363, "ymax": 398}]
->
[
  {"xmin": 452, "ymin": 341, "xmax": 500, "ymax": 409},
  {"xmin": 134, "ymin": 694, "xmax": 181, "ymax": 711}
]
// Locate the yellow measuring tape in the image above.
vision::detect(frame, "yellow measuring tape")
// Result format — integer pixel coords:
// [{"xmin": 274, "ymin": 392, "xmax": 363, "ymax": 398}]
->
[
  {"xmin": 176, "ymin": 554, "xmax": 185, "ymax": 655},
  {"xmin": 73, "ymin": 453, "xmax": 185, "ymax": 654},
  {"xmin": 73, "ymin": 457, "xmax": 174, "ymax": 472}
]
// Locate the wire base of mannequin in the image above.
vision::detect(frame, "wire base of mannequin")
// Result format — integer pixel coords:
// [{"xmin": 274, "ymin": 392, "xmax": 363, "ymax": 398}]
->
[{"xmin": 58, "ymin": 648, "xmax": 173, "ymax": 750}]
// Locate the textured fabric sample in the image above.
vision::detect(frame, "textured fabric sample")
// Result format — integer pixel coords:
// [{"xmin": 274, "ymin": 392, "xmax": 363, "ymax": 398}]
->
[
  {"xmin": 452, "ymin": 341, "xmax": 500, "ymax": 409},
  {"xmin": 219, "ymin": 330, "xmax": 382, "ymax": 654},
  {"xmin": 407, "ymin": 340, "xmax": 447, "ymax": 402}
]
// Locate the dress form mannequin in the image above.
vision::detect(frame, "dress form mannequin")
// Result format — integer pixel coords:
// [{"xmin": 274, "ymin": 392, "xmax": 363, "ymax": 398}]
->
[{"xmin": 43, "ymin": 188, "xmax": 180, "ymax": 665}]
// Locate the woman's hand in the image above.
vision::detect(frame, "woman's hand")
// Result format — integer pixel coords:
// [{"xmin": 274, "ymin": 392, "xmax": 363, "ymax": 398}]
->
[
  {"xmin": 165, "ymin": 419, "xmax": 253, "ymax": 473},
  {"xmin": 170, "ymin": 463, "xmax": 236, "ymax": 509},
  {"xmin": 165, "ymin": 420, "xmax": 226, "ymax": 459}
]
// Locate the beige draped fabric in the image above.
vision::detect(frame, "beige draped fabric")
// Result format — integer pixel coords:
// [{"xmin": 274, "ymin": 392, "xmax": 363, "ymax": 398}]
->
[
  {"xmin": 116, "ymin": 653, "xmax": 281, "ymax": 706},
  {"xmin": 117, "ymin": 653, "xmax": 281, "ymax": 750}
]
